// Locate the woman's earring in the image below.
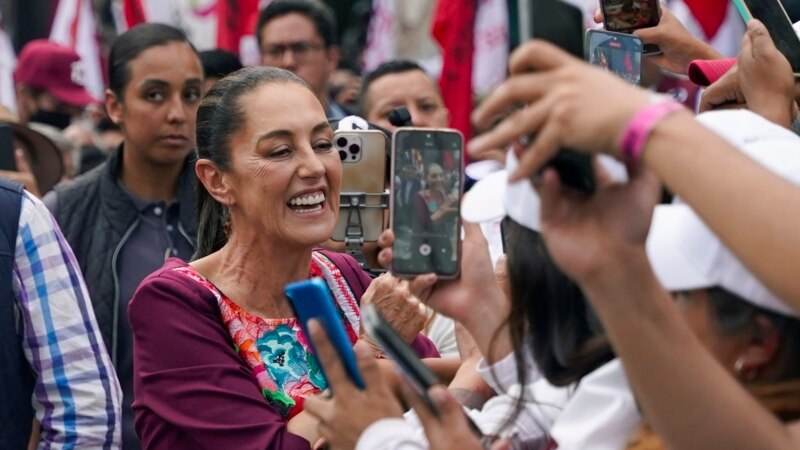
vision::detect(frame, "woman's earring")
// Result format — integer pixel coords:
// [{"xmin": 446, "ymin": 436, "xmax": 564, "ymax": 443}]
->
[{"xmin": 734, "ymin": 356, "xmax": 758, "ymax": 382}]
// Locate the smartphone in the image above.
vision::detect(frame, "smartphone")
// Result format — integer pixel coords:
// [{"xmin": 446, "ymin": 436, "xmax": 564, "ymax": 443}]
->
[
  {"xmin": 284, "ymin": 278, "xmax": 366, "ymax": 390},
  {"xmin": 600, "ymin": 0, "xmax": 661, "ymax": 54},
  {"xmin": 0, "ymin": 124, "xmax": 15, "ymax": 171},
  {"xmin": 390, "ymin": 128, "xmax": 463, "ymax": 278},
  {"xmin": 361, "ymin": 304, "xmax": 485, "ymax": 439},
  {"xmin": 519, "ymin": 0, "xmax": 584, "ymax": 58},
  {"xmin": 518, "ymin": 0, "xmax": 596, "ymax": 194},
  {"xmin": 586, "ymin": 29, "xmax": 643, "ymax": 85},
  {"xmin": 331, "ymin": 130, "xmax": 388, "ymax": 243},
  {"xmin": 733, "ymin": 0, "xmax": 800, "ymax": 76}
]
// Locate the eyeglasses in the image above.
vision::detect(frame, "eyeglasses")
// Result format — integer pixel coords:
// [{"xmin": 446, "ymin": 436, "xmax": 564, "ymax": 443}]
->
[{"xmin": 262, "ymin": 41, "xmax": 325, "ymax": 61}]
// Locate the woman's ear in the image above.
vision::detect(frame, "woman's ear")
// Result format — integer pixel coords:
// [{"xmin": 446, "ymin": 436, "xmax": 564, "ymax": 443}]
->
[
  {"xmin": 196, "ymin": 159, "xmax": 235, "ymax": 206},
  {"xmin": 734, "ymin": 314, "xmax": 780, "ymax": 381},
  {"xmin": 105, "ymin": 89, "xmax": 123, "ymax": 126}
]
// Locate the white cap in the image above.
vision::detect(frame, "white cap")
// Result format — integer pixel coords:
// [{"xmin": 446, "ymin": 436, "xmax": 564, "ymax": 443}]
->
[
  {"xmin": 462, "ymin": 152, "xmax": 627, "ymax": 231},
  {"xmin": 461, "ymin": 152, "xmax": 541, "ymax": 230},
  {"xmin": 648, "ymin": 109, "xmax": 800, "ymax": 318},
  {"xmin": 647, "ymin": 204, "xmax": 795, "ymax": 317}
]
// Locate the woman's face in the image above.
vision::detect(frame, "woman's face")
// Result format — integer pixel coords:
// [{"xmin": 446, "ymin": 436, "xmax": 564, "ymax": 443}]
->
[
  {"xmin": 225, "ymin": 82, "xmax": 341, "ymax": 248},
  {"xmin": 426, "ymin": 164, "xmax": 444, "ymax": 190},
  {"xmin": 108, "ymin": 41, "xmax": 203, "ymax": 167}
]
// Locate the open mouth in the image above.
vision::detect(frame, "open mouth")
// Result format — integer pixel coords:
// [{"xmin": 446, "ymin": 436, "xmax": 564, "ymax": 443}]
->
[{"xmin": 287, "ymin": 191, "xmax": 326, "ymax": 214}]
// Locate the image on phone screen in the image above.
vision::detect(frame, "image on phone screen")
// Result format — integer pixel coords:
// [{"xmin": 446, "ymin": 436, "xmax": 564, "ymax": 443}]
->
[
  {"xmin": 391, "ymin": 129, "xmax": 462, "ymax": 278},
  {"xmin": 601, "ymin": 0, "xmax": 661, "ymax": 32},
  {"xmin": 587, "ymin": 30, "xmax": 643, "ymax": 85}
]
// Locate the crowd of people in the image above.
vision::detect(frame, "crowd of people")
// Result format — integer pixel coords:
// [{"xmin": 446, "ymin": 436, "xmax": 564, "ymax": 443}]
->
[{"xmin": 2, "ymin": 0, "xmax": 800, "ymax": 449}]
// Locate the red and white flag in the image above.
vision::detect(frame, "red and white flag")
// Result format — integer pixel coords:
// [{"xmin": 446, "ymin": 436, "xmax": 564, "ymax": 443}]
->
[
  {"xmin": 433, "ymin": 0, "xmax": 478, "ymax": 142},
  {"xmin": 671, "ymin": 0, "xmax": 745, "ymax": 57},
  {"xmin": 363, "ymin": 0, "xmax": 396, "ymax": 72},
  {"xmin": 121, "ymin": 0, "xmax": 218, "ymax": 51},
  {"xmin": 50, "ymin": 0, "xmax": 104, "ymax": 101},
  {"xmin": 0, "ymin": 11, "xmax": 16, "ymax": 114},
  {"xmin": 472, "ymin": 0, "xmax": 508, "ymax": 96}
]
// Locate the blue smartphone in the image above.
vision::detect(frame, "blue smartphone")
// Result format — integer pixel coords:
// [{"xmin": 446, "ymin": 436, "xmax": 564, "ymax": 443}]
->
[{"xmin": 284, "ymin": 278, "xmax": 366, "ymax": 390}]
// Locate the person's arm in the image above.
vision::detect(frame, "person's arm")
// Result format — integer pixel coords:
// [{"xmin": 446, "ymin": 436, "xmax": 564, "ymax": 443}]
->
[
  {"xmin": 581, "ymin": 251, "xmax": 796, "ymax": 450},
  {"xmin": 128, "ymin": 270, "xmax": 311, "ymax": 450},
  {"xmin": 12, "ymin": 191, "xmax": 122, "ymax": 448},
  {"xmin": 469, "ymin": 38, "xmax": 800, "ymax": 312},
  {"xmin": 532, "ymin": 157, "xmax": 797, "ymax": 450}
]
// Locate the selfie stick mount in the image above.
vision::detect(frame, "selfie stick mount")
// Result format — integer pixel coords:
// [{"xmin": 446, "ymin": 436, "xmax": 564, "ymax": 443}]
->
[{"xmin": 340, "ymin": 191, "xmax": 390, "ymax": 269}]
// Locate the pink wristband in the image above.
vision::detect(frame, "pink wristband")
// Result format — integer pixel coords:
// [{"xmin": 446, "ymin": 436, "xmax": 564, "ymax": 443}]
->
[{"xmin": 620, "ymin": 100, "xmax": 685, "ymax": 161}]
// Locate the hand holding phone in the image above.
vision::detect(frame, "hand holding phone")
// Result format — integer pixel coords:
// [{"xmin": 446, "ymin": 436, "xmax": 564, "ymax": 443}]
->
[
  {"xmin": 733, "ymin": 0, "xmax": 800, "ymax": 76},
  {"xmin": 361, "ymin": 304, "xmax": 487, "ymax": 441},
  {"xmin": 390, "ymin": 128, "xmax": 463, "ymax": 278},
  {"xmin": 285, "ymin": 278, "xmax": 366, "ymax": 389},
  {"xmin": 517, "ymin": 0, "xmax": 597, "ymax": 194},
  {"xmin": 600, "ymin": 0, "xmax": 662, "ymax": 54}
]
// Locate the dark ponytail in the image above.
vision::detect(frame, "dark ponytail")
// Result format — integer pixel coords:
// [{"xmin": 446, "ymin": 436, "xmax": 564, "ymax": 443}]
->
[{"xmin": 193, "ymin": 66, "xmax": 309, "ymax": 259}]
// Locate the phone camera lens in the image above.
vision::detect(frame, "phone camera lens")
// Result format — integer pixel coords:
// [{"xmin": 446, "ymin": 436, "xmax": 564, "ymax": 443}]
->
[
  {"xmin": 349, "ymin": 144, "xmax": 360, "ymax": 154},
  {"xmin": 338, "ymin": 150, "xmax": 347, "ymax": 161},
  {"xmin": 336, "ymin": 137, "xmax": 348, "ymax": 148}
]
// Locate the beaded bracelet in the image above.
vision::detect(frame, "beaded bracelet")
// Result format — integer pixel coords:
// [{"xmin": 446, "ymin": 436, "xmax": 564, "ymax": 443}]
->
[{"xmin": 620, "ymin": 100, "xmax": 686, "ymax": 161}]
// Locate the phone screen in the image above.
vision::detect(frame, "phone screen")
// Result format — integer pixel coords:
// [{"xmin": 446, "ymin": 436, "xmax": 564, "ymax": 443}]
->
[
  {"xmin": 391, "ymin": 129, "xmax": 463, "ymax": 278},
  {"xmin": 735, "ymin": 0, "xmax": 800, "ymax": 74},
  {"xmin": 0, "ymin": 124, "xmax": 15, "ymax": 171},
  {"xmin": 587, "ymin": 30, "xmax": 643, "ymax": 85},
  {"xmin": 602, "ymin": 0, "xmax": 661, "ymax": 33}
]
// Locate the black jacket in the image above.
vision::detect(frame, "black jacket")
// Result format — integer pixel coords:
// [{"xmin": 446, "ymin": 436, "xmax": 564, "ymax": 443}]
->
[{"xmin": 45, "ymin": 146, "xmax": 197, "ymax": 363}]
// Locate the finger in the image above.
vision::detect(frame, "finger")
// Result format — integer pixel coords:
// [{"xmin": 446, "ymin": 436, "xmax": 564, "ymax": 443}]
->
[
  {"xmin": 303, "ymin": 393, "xmax": 333, "ymax": 420},
  {"xmin": 535, "ymin": 168, "xmax": 567, "ymax": 228},
  {"xmin": 408, "ymin": 273, "xmax": 437, "ymax": 299},
  {"xmin": 378, "ymin": 247, "xmax": 394, "ymax": 269},
  {"xmin": 470, "ymin": 71, "xmax": 554, "ymax": 130},
  {"xmin": 746, "ymin": 19, "xmax": 771, "ymax": 59},
  {"xmin": 508, "ymin": 39, "xmax": 579, "ymax": 75},
  {"xmin": 377, "ymin": 228, "xmax": 395, "ymax": 249},
  {"xmin": 491, "ymin": 439, "xmax": 511, "ymax": 450},
  {"xmin": 470, "ymin": 96, "xmax": 554, "ymax": 160},
  {"xmin": 399, "ymin": 378, "xmax": 440, "ymax": 425},
  {"xmin": 308, "ymin": 319, "xmax": 356, "ymax": 391},
  {"xmin": 509, "ymin": 120, "xmax": 563, "ymax": 182},
  {"xmin": 354, "ymin": 340, "xmax": 383, "ymax": 388},
  {"xmin": 594, "ymin": 7, "xmax": 603, "ymax": 24}
]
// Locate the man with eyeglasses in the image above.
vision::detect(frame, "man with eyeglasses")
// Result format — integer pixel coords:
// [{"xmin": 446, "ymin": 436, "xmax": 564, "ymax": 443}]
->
[{"xmin": 256, "ymin": 0, "xmax": 347, "ymax": 119}]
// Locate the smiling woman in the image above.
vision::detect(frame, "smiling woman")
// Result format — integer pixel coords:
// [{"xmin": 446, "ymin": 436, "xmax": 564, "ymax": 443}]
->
[{"xmin": 127, "ymin": 66, "xmax": 439, "ymax": 450}]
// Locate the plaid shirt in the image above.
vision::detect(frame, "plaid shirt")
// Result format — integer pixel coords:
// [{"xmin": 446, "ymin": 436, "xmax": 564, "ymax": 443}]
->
[{"xmin": 11, "ymin": 191, "xmax": 121, "ymax": 449}]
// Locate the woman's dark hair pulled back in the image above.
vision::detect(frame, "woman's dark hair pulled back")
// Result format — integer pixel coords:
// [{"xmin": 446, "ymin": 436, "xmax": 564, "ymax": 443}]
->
[
  {"xmin": 108, "ymin": 23, "xmax": 199, "ymax": 99},
  {"xmin": 194, "ymin": 66, "xmax": 309, "ymax": 258},
  {"xmin": 503, "ymin": 216, "xmax": 613, "ymax": 387}
]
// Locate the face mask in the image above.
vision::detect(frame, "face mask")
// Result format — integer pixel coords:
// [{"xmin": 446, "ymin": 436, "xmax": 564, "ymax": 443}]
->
[{"xmin": 29, "ymin": 110, "xmax": 73, "ymax": 130}]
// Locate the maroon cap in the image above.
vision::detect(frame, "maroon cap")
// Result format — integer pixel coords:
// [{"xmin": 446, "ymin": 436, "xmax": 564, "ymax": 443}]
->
[
  {"xmin": 687, "ymin": 58, "xmax": 737, "ymax": 87},
  {"xmin": 13, "ymin": 40, "xmax": 97, "ymax": 107}
]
